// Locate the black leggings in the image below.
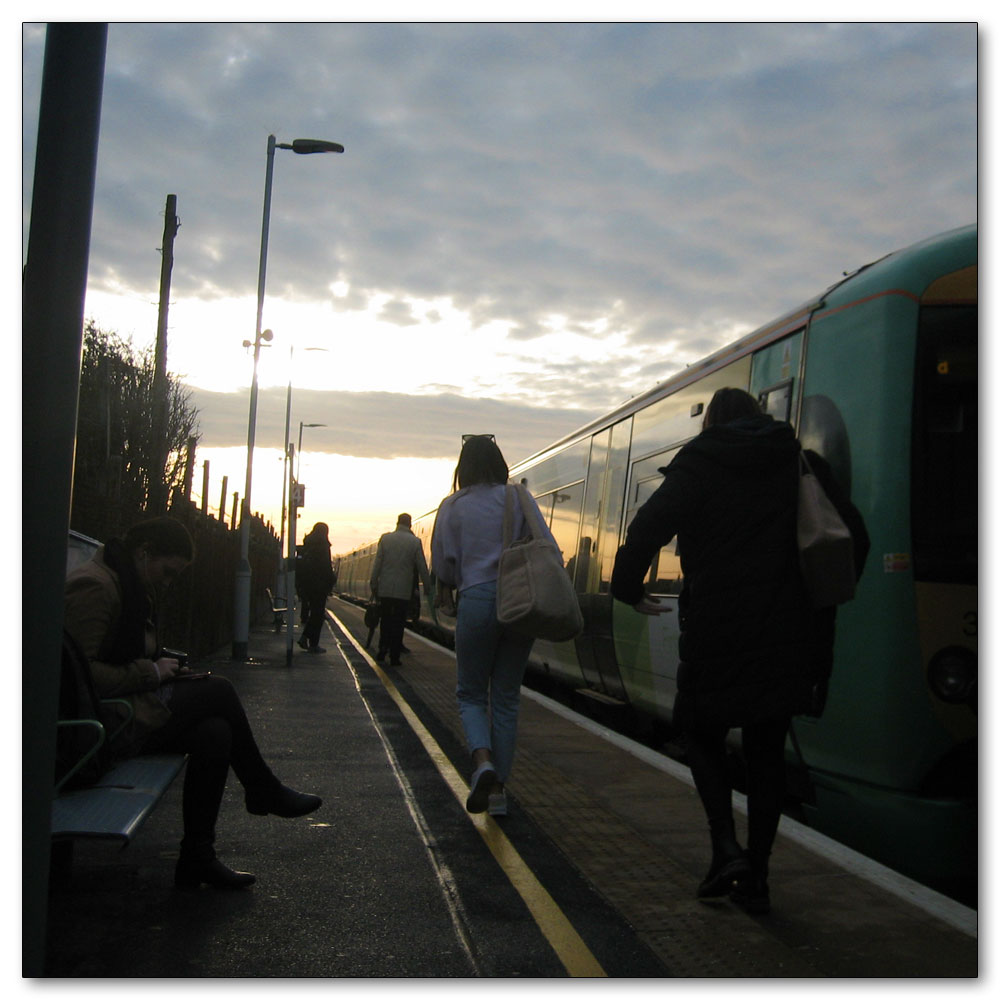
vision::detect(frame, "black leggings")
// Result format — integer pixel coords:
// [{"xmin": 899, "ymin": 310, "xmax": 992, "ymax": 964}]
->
[
  {"xmin": 684, "ymin": 716, "xmax": 790, "ymax": 870},
  {"xmin": 142, "ymin": 676, "xmax": 275, "ymax": 854},
  {"xmin": 302, "ymin": 591, "xmax": 328, "ymax": 647}
]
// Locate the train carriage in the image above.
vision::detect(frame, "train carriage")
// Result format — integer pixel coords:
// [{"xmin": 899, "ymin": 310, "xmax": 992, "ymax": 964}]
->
[{"xmin": 338, "ymin": 225, "xmax": 977, "ymax": 903}]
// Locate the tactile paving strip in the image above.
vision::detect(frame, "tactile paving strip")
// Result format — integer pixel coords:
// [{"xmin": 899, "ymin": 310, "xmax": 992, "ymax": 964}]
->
[{"xmin": 352, "ymin": 623, "xmax": 822, "ymax": 976}]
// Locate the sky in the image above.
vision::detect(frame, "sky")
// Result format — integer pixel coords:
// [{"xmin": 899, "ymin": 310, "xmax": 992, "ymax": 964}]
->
[{"xmin": 20, "ymin": 17, "xmax": 979, "ymax": 557}]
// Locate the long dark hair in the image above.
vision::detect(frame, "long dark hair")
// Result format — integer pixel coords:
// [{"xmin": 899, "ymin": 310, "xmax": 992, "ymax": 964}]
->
[
  {"xmin": 303, "ymin": 522, "xmax": 330, "ymax": 547},
  {"xmin": 702, "ymin": 387, "xmax": 762, "ymax": 430},
  {"xmin": 452, "ymin": 435, "xmax": 509, "ymax": 492}
]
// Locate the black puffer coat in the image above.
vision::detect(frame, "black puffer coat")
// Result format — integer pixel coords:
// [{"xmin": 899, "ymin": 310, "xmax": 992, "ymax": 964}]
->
[
  {"xmin": 296, "ymin": 529, "xmax": 336, "ymax": 601},
  {"xmin": 612, "ymin": 415, "xmax": 822, "ymax": 729}
]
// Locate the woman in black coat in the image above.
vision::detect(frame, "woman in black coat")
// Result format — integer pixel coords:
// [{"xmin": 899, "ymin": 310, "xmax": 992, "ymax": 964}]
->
[
  {"xmin": 611, "ymin": 388, "xmax": 867, "ymax": 913},
  {"xmin": 296, "ymin": 522, "xmax": 336, "ymax": 653}
]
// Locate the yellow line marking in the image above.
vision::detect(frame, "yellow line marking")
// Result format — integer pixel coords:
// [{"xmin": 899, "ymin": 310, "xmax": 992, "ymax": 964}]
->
[{"xmin": 331, "ymin": 611, "xmax": 607, "ymax": 978}]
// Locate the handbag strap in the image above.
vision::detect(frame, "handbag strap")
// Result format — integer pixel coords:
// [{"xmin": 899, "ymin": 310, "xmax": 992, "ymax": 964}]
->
[
  {"xmin": 502, "ymin": 482, "xmax": 548, "ymax": 549},
  {"xmin": 502, "ymin": 485, "xmax": 516, "ymax": 549},
  {"xmin": 513, "ymin": 483, "xmax": 550, "ymax": 542}
]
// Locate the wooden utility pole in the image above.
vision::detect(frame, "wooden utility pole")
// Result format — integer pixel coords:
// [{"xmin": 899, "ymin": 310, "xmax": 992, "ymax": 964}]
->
[
  {"xmin": 219, "ymin": 475, "xmax": 229, "ymax": 525},
  {"xmin": 150, "ymin": 194, "xmax": 179, "ymax": 512},
  {"xmin": 201, "ymin": 460, "xmax": 210, "ymax": 514},
  {"xmin": 181, "ymin": 435, "xmax": 197, "ymax": 501}
]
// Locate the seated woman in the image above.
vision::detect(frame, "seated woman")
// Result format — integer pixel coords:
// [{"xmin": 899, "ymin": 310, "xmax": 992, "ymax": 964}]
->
[{"xmin": 63, "ymin": 516, "xmax": 322, "ymax": 890}]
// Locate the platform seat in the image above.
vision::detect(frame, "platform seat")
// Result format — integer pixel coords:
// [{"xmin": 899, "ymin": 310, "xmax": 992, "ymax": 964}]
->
[
  {"xmin": 266, "ymin": 587, "xmax": 288, "ymax": 632},
  {"xmin": 52, "ymin": 753, "xmax": 186, "ymax": 843}
]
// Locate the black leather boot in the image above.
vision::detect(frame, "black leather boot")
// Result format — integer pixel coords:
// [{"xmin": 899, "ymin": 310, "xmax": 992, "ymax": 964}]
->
[
  {"xmin": 697, "ymin": 828, "xmax": 751, "ymax": 898},
  {"xmin": 175, "ymin": 854, "xmax": 256, "ymax": 890},
  {"xmin": 245, "ymin": 782, "xmax": 322, "ymax": 817},
  {"xmin": 731, "ymin": 852, "xmax": 770, "ymax": 913}
]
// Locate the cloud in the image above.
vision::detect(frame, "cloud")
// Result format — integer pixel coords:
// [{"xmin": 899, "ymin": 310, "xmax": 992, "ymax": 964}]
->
[
  {"xmin": 187, "ymin": 385, "xmax": 603, "ymax": 466},
  {"xmin": 23, "ymin": 21, "xmax": 977, "ymax": 357}
]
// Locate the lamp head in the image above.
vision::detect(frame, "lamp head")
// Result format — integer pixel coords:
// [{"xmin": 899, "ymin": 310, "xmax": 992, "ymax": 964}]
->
[{"xmin": 291, "ymin": 139, "xmax": 345, "ymax": 155}]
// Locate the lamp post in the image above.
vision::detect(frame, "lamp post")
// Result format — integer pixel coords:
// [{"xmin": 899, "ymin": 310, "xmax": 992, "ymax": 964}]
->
[
  {"xmin": 232, "ymin": 134, "xmax": 344, "ymax": 661},
  {"xmin": 297, "ymin": 421, "xmax": 328, "ymax": 483},
  {"xmin": 279, "ymin": 347, "xmax": 328, "ymax": 599}
]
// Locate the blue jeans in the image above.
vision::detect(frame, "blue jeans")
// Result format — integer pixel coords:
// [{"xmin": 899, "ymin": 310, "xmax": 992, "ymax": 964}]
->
[{"xmin": 454, "ymin": 581, "xmax": 534, "ymax": 782}]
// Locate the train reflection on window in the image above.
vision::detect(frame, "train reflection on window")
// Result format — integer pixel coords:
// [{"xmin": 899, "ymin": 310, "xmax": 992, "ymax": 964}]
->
[
  {"xmin": 626, "ymin": 447, "xmax": 684, "ymax": 597},
  {"xmin": 534, "ymin": 482, "xmax": 584, "ymax": 584}
]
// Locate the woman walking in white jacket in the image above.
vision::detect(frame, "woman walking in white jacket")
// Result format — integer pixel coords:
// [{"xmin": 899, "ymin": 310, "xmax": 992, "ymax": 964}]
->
[{"xmin": 431, "ymin": 435, "xmax": 556, "ymax": 817}]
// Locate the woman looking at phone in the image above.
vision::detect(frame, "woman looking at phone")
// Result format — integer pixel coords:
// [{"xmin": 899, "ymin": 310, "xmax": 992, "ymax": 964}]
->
[{"xmin": 64, "ymin": 517, "xmax": 322, "ymax": 889}]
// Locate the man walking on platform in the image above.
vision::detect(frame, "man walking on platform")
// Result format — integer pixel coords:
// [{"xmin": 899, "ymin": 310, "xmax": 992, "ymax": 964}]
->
[{"xmin": 370, "ymin": 513, "xmax": 433, "ymax": 665}]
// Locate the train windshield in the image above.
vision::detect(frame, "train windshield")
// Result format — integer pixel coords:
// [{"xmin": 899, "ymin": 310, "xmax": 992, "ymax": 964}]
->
[{"xmin": 910, "ymin": 303, "xmax": 977, "ymax": 585}]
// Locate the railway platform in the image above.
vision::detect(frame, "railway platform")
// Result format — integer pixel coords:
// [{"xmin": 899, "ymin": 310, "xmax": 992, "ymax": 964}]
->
[{"xmin": 42, "ymin": 599, "xmax": 978, "ymax": 978}]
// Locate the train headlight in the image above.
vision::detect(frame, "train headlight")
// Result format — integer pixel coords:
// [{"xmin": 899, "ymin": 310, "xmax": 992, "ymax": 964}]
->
[{"xmin": 927, "ymin": 646, "xmax": 977, "ymax": 705}]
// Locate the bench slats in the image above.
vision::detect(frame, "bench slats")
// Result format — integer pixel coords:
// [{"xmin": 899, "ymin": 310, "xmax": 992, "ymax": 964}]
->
[{"xmin": 52, "ymin": 754, "xmax": 186, "ymax": 843}]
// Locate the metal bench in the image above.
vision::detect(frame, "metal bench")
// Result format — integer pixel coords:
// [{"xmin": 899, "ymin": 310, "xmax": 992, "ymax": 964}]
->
[
  {"xmin": 55, "ymin": 533, "xmax": 185, "ymax": 858},
  {"xmin": 52, "ymin": 699, "xmax": 185, "ymax": 845},
  {"xmin": 52, "ymin": 753, "xmax": 186, "ymax": 842},
  {"xmin": 266, "ymin": 587, "xmax": 288, "ymax": 632}
]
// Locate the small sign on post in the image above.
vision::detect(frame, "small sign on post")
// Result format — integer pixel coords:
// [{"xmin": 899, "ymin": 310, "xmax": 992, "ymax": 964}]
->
[{"xmin": 292, "ymin": 482, "xmax": 305, "ymax": 508}]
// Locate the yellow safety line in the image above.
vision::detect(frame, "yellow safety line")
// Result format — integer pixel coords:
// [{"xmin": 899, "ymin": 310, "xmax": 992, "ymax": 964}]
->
[{"xmin": 331, "ymin": 612, "xmax": 607, "ymax": 978}]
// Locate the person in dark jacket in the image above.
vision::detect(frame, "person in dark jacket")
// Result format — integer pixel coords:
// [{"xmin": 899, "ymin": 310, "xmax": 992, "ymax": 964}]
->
[
  {"xmin": 64, "ymin": 517, "xmax": 322, "ymax": 890},
  {"xmin": 611, "ymin": 387, "xmax": 868, "ymax": 913},
  {"xmin": 296, "ymin": 522, "xmax": 336, "ymax": 653}
]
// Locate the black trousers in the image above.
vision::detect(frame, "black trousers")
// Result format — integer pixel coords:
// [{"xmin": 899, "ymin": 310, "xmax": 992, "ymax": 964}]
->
[
  {"xmin": 683, "ymin": 715, "xmax": 790, "ymax": 872},
  {"xmin": 142, "ymin": 675, "xmax": 276, "ymax": 857},
  {"xmin": 302, "ymin": 590, "xmax": 328, "ymax": 647},
  {"xmin": 377, "ymin": 597, "xmax": 409, "ymax": 663}
]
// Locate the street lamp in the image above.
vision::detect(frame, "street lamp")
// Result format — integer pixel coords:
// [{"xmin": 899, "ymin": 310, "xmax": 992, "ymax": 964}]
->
[
  {"xmin": 297, "ymin": 421, "xmax": 328, "ymax": 483},
  {"xmin": 278, "ymin": 348, "xmax": 328, "ymax": 603},
  {"xmin": 232, "ymin": 134, "xmax": 344, "ymax": 661}
]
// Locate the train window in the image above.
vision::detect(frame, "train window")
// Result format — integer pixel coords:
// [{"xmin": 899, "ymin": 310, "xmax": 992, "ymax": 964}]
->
[
  {"xmin": 647, "ymin": 539, "xmax": 683, "ymax": 596},
  {"xmin": 758, "ymin": 379, "xmax": 793, "ymax": 423},
  {"xmin": 631, "ymin": 355, "xmax": 752, "ymax": 462},
  {"xmin": 625, "ymin": 447, "xmax": 684, "ymax": 596},
  {"xmin": 534, "ymin": 482, "xmax": 585, "ymax": 583},
  {"xmin": 750, "ymin": 330, "xmax": 803, "ymax": 426},
  {"xmin": 597, "ymin": 420, "xmax": 632, "ymax": 593},
  {"xmin": 514, "ymin": 439, "xmax": 590, "ymax": 497}
]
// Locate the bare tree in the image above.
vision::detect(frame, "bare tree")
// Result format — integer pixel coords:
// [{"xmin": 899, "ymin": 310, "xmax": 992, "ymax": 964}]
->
[{"xmin": 73, "ymin": 320, "xmax": 200, "ymax": 520}]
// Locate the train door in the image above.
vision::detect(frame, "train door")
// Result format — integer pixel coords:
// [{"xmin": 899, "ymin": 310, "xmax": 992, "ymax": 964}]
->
[
  {"xmin": 528, "ymin": 481, "xmax": 587, "ymax": 684},
  {"xmin": 910, "ymin": 272, "xmax": 977, "ymax": 762},
  {"xmin": 573, "ymin": 420, "xmax": 632, "ymax": 700},
  {"xmin": 614, "ymin": 356, "xmax": 752, "ymax": 717},
  {"xmin": 750, "ymin": 329, "xmax": 804, "ymax": 426}
]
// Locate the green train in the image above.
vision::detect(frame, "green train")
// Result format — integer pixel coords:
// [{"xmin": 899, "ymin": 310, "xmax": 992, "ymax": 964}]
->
[{"xmin": 337, "ymin": 225, "xmax": 977, "ymax": 904}]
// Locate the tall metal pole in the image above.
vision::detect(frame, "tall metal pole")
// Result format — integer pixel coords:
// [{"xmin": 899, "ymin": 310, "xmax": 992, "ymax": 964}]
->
[
  {"xmin": 232, "ymin": 135, "xmax": 276, "ymax": 661},
  {"xmin": 150, "ymin": 193, "xmax": 179, "ymax": 513},
  {"xmin": 22, "ymin": 22, "xmax": 107, "ymax": 976},
  {"xmin": 286, "ymin": 443, "xmax": 297, "ymax": 666},
  {"xmin": 278, "ymin": 345, "xmax": 293, "ymax": 599}
]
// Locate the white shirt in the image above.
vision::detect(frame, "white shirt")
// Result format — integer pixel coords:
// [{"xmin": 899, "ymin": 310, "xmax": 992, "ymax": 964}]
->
[{"xmin": 431, "ymin": 483, "xmax": 555, "ymax": 592}]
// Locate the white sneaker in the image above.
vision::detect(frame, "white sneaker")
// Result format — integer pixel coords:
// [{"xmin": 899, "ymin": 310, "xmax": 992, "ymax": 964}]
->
[
  {"xmin": 465, "ymin": 762, "xmax": 496, "ymax": 813},
  {"xmin": 488, "ymin": 788, "xmax": 507, "ymax": 816}
]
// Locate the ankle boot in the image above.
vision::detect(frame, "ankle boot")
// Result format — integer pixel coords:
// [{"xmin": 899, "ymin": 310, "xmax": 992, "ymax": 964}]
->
[
  {"xmin": 731, "ymin": 852, "xmax": 770, "ymax": 913},
  {"xmin": 697, "ymin": 831, "xmax": 751, "ymax": 898},
  {"xmin": 245, "ymin": 781, "xmax": 322, "ymax": 817},
  {"xmin": 175, "ymin": 853, "xmax": 256, "ymax": 890}
]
